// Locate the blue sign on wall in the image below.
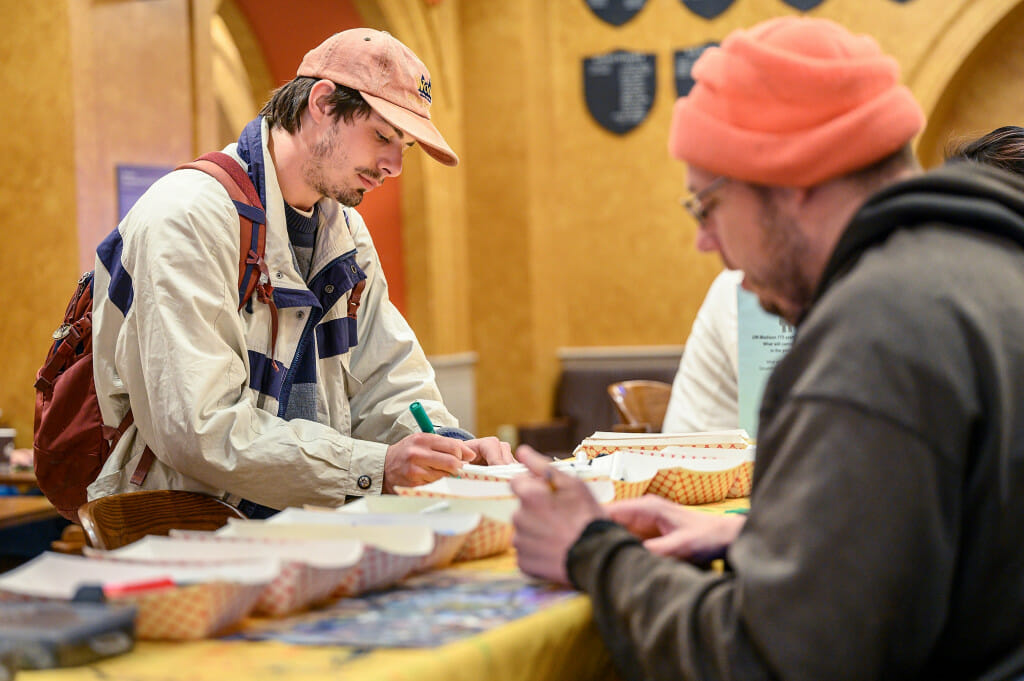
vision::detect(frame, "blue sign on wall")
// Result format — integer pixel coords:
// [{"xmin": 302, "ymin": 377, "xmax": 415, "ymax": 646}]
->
[{"xmin": 116, "ymin": 165, "xmax": 173, "ymax": 221}]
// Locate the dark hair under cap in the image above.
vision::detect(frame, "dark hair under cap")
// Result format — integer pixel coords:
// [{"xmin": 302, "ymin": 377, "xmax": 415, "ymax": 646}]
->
[{"xmin": 946, "ymin": 126, "xmax": 1024, "ymax": 178}]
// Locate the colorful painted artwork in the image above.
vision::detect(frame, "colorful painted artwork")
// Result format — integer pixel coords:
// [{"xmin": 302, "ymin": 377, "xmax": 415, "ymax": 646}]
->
[{"xmin": 230, "ymin": 568, "xmax": 575, "ymax": 648}]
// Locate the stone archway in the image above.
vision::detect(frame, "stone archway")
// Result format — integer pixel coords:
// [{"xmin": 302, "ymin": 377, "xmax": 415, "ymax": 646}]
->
[{"xmin": 910, "ymin": 0, "xmax": 1024, "ymax": 168}]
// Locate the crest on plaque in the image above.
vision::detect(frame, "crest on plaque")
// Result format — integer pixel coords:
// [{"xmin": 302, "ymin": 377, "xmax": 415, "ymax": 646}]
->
[
  {"xmin": 779, "ymin": 0, "xmax": 826, "ymax": 9},
  {"xmin": 679, "ymin": 0, "xmax": 734, "ymax": 20},
  {"xmin": 584, "ymin": 0, "xmax": 649, "ymax": 27},
  {"xmin": 583, "ymin": 51, "xmax": 656, "ymax": 135},
  {"xmin": 674, "ymin": 43, "xmax": 718, "ymax": 97}
]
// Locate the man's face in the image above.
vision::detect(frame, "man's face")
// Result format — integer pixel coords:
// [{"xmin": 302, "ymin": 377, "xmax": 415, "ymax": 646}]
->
[
  {"xmin": 303, "ymin": 110, "xmax": 413, "ymax": 207},
  {"xmin": 687, "ymin": 166, "xmax": 814, "ymax": 324}
]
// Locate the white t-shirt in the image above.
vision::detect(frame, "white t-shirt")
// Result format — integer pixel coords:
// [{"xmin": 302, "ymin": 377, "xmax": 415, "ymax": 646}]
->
[{"xmin": 662, "ymin": 269, "xmax": 743, "ymax": 433}]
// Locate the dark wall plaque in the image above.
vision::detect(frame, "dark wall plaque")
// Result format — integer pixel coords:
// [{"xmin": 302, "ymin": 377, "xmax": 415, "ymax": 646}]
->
[
  {"xmin": 584, "ymin": 0, "xmax": 649, "ymax": 27},
  {"xmin": 780, "ymin": 0, "xmax": 826, "ymax": 9},
  {"xmin": 674, "ymin": 42, "xmax": 718, "ymax": 97},
  {"xmin": 679, "ymin": 0, "xmax": 734, "ymax": 20},
  {"xmin": 583, "ymin": 51, "xmax": 656, "ymax": 135}
]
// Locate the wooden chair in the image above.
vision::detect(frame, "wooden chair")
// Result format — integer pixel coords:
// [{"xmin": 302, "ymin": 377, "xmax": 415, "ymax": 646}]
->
[
  {"xmin": 50, "ymin": 524, "xmax": 88, "ymax": 555},
  {"xmin": 78, "ymin": 490, "xmax": 246, "ymax": 550},
  {"xmin": 606, "ymin": 380, "xmax": 673, "ymax": 433}
]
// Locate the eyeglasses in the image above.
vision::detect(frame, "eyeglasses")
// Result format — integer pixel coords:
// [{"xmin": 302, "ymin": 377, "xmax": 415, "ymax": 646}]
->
[{"xmin": 680, "ymin": 176, "xmax": 729, "ymax": 224}]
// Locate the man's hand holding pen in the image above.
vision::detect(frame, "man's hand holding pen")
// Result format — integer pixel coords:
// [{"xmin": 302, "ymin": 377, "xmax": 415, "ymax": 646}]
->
[
  {"xmin": 510, "ymin": 446, "xmax": 610, "ymax": 585},
  {"xmin": 382, "ymin": 403, "xmax": 515, "ymax": 493},
  {"xmin": 382, "ymin": 432, "xmax": 514, "ymax": 492}
]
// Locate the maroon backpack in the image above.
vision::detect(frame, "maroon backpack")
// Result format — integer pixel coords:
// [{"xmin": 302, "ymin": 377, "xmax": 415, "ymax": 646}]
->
[{"xmin": 33, "ymin": 152, "xmax": 278, "ymax": 521}]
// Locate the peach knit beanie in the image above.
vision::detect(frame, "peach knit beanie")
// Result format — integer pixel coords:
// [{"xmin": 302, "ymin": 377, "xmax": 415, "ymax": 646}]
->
[{"xmin": 669, "ymin": 17, "xmax": 924, "ymax": 186}]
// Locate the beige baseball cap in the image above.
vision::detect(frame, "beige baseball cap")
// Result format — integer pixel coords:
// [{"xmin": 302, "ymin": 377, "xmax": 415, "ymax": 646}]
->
[{"xmin": 297, "ymin": 28, "xmax": 458, "ymax": 167}]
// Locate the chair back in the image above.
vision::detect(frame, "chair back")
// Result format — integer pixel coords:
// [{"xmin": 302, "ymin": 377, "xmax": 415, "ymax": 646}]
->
[
  {"xmin": 78, "ymin": 490, "xmax": 246, "ymax": 550},
  {"xmin": 50, "ymin": 524, "xmax": 88, "ymax": 554},
  {"xmin": 607, "ymin": 380, "xmax": 672, "ymax": 432}
]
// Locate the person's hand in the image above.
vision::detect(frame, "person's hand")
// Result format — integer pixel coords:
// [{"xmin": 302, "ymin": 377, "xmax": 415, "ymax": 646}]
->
[
  {"xmin": 510, "ymin": 445, "xmax": 609, "ymax": 585},
  {"xmin": 607, "ymin": 494, "xmax": 746, "ymax": 564},
  {"xmin": 461, "ymin": 436, "xmax": 514, "ymax": 465},
  {"xmin": 383, "ymin": 433, "xmax": 474, "ymax": 493}
]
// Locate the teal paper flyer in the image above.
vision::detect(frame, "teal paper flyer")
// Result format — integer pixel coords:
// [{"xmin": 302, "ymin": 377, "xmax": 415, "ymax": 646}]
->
[{"xmin": 737, "ymin": 288, "xmax": 794, "ymax": 438}]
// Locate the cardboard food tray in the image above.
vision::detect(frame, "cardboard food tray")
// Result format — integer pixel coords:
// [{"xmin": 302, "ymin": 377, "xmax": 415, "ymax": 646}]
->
[
  {"xmin": 214, "ymin": 521, "xmax": 432, "ymax": 596},
  {"xmin": 337, "ymin": 496, "xmax": 519, "ymax": 561},
  {"xmin": 90, "ymin": 535, "xmax": 363, "ymax": 617},
  {"xmin": 575, "ymin": 429, "xmax": 752, "ymax": 458},
  {"xmin": 0, "ymin": 553, "xmax": 276, "ymax": 640}
]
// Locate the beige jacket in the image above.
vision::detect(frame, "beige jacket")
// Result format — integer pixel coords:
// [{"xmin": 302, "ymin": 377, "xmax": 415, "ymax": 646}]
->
[{"xmin": 89, "ymin": 119, "xmax": 458, "ymax": 510}]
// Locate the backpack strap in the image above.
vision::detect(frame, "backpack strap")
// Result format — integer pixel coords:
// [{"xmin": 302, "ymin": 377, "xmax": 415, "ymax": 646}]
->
[
  {"xmin": 112, "ymin": 411, "xmax": 153, "ymax": 487},
  {"xmin": 177, "ymin": 152, "xmax": 280, "ymax": 370},
  {"xmin": 348, "ymin": 279, "xmax": 366, "ymax": 319},
  {"xmin": 130, "ymin": 152, "xmax": 280, "ymax": 488},
  {"xmin": 34, "ymin": 273, "xmax": 94, "ymax": 392}
]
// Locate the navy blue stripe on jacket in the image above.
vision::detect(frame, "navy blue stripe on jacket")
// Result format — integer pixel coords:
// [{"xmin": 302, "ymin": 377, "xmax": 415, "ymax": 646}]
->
[
  {"xmin": 96, "ymin": 228, "xmax": 134, "ymax": 316},
  {"xmin": 248, "ymin": 350, "xmax": 287, "ymax": 399}
]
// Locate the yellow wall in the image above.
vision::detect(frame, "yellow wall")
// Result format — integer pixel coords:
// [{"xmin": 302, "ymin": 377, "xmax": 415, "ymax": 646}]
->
[
  {"xmin": 3, "ymin": 0, "xmax": 1023, "ymax": 448},
  {"xmin": 376, "ymin": 1, "xmax": 474, "ymax": 356},
  {"xmin": 1, "ymin": 2, "xmax": 78, "ymax": 445},
  {"xmin": 916, "ymin": 2, "xmax": 1024, "ymax": 167},
  {"xmin": 69, "ymin": 0, "xmax": 199, "ymax": 274},
  {"xmin": 2, "ymin": 0, "xmax": 206, "ymax": 447}
]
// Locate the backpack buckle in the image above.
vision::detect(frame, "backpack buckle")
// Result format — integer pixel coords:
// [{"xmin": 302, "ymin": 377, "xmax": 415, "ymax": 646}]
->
[{"xmin": 52, "ymin": 324, "xmax": 71, "ymax": 340}]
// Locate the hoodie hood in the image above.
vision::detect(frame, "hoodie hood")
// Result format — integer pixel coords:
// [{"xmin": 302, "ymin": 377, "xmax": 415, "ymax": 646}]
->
[{"xmin": 815, "ymin": 162, "xmax": 1024, "ymax": 311}]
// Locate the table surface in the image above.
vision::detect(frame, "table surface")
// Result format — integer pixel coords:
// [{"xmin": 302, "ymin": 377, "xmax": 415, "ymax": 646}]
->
[
  {"xmin": 17, "ymin": 497, "xmax": 748, "ymax": 681},
  {"xmin": 0, "ymin": 495, "xmax": 58, "ymax": 530},
  {"xmin": 0, "ymin": 465, "xmax": 39, "ymax": 493}
]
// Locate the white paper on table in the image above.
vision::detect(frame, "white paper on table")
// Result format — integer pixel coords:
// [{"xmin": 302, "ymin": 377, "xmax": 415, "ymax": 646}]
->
[
  {"xmin": 270, "ymin": 507, "xmax": 481, "ymax": 536},
  {"xmin": 586, "ymin": 450, "xmax": 663, "ymax": 481},
  {"xmin": 395, "ymin": 477, "xmax": 516, "ymax": 498},
  {"xmin": 338, "ymin": 495, "xmax": 520, "ymax": 524},
  {"xmin": 658, "ymin": 445, "xmax": 755, "ymax": 468},
  {"xmin": 86, "ymin": 534, "xmax": 364, "ymax": 569},
  {"xmin": 576, "ymin": 429, "xmax": 751, "ymax": 450},
  {"xmin": 335, "ymin": 496, "xmax": 516, "ymax": 562},
  {"xmin": 216, "ymin": 520, "xmax": 434, "ymax": 556},
  {"xmin": 464, "ymin": 453, "xmax": 664, "ymax": 483},
  {"xmin": 458, "ymin": 459, "xmax": 580, "ymax": 480},
  {"xmin": 0, "ymin": 552, "xmax": 279, "ymax": 600},
  {"xmin": 396, "ymin": 476, "xmax": 616, "ymax": 502}
]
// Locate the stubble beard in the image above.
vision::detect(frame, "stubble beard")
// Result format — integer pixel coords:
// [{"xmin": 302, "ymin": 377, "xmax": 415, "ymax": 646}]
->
[
  {"xmin": 753, "ymin": 196, "xmax": 815, "ymax": 324},
  {"xmin": 305, "ymin": 127, "xmax": 365, "ymax": 207}
]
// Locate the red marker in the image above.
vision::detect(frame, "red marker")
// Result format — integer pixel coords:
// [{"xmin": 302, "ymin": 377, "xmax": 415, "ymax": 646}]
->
[{"xmin": 102, "ymin": 577, "xmax": 177, "ymax": 598}]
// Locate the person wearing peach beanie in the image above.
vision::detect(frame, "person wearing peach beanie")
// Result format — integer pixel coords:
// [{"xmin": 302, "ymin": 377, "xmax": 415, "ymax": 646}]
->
[{"xmin": 511, "ymin": 16, "xmax": 1024, "ymax": 681}]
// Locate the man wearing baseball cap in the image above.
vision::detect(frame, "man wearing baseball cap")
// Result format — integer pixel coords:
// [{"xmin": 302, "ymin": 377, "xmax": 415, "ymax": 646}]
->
[
  {"xmin": 511, "ymin": 16, "xmax": 1024, "ymax": 680},
  {"xmin": 89, "ymin": 29, "xmax": 511, "ymax": 516}
]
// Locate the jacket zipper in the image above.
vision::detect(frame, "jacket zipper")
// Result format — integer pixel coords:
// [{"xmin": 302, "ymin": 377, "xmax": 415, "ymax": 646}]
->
[{"xmin": 276, "ymin": 250, "xmax": 355, "ymax": 417}]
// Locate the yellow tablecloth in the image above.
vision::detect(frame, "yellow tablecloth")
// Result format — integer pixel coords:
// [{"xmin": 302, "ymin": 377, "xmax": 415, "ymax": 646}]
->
[{"xmin": 19, "ymin": 498, "xmax": 749, "ymax": 681}]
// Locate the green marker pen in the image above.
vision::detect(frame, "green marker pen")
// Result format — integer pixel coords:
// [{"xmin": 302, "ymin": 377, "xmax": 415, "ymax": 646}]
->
[{"xmin": 409, "ymin": 401, "xmax": 435, "ymax": 433}]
